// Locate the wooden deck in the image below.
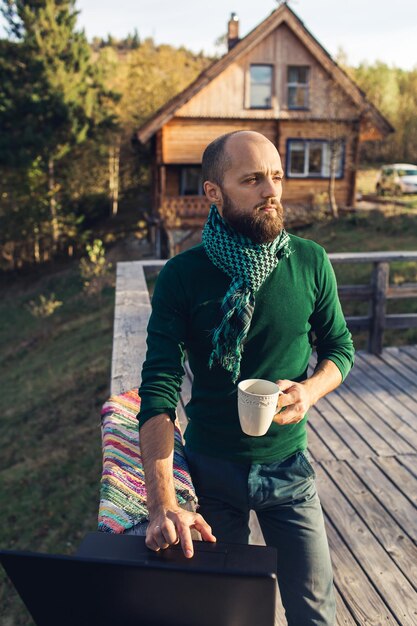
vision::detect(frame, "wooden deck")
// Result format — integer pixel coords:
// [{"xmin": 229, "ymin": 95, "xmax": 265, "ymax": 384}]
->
[{"xmin": 112, "ymin": 261, "xmax": 417, "ymax": 626}]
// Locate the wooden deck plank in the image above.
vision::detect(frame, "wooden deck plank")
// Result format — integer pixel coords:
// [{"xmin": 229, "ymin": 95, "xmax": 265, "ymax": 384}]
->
[
  {"xmin": 400, "ymin": 345, "xmax": 417, "ymax": 363},
  {"xmin": 343, "ymin": 365, "xmax": 417, "ymax": 445},
  {"xmin": 354, "ymin": 455, "xmax": 417, "ymax": 520},
  {"xmin": 358, "ymin": 352, "xmax": 417, "ymax": 404},
  {"xmin": 328, "ymin": 459, "xmax": 417, "ymax": 588},
  {"xmin": 307, "ymin": 405, "xmax": 356, "ymax": 461},
  {"xmin": 349, "ymin": 457, "xmax": 417, "ymax": 544},
  {"xmin": 313, "ymin": 395, "xmax": 374, "ymax": 458},
  {"xmin": 386, "ymin": 346, "xmax": 417, "ymax": 375},
  {"xmin": 352, "ymin": 357, "xmax": 417, "ymax": 425},
  {"xmin": 332, "ymin": 381, "xmax": 415, "ymax": 455},
  {"xmin": 319, "ymin": 391, "xmax": 394, "ymax": 457},
  {"xmin": 398, "ymin": 453, "xmax": 417, "ymax": 480},
  {"xmin": 380, "ymin": 348, "xmax": 417, "ymax": 387},
  {"xmin": 306, "ymin": 417, "xmax": 337, "ymax": 462},
  {"xmin": 371, "ymin": 455, "xmax": 417, "ymax": 509},
  {"xmin": 317, "ymin": 462, "xmax": 417, "ymax": 625},
  {"xmin": 324, "ymin": 515, "xmax": 398, "ymax": 625},
  {"xmin": 333, "ymin": 590, "xmax": 358, "ymax": 626}
]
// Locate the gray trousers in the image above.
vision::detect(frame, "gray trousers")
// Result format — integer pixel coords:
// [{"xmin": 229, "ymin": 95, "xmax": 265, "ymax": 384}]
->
[{"xmin": 185, "ymin": 448, "xmax": 336, "ymax": 626}]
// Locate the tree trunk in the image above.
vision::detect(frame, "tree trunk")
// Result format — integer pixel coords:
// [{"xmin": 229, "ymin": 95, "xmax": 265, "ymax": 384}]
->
[
  {"xmin": 328, "ymin": 143, "xmax": 339, "ymax": 218},
  {"xmin": 328, "ymin": 174, "xmax": 338, "ymax": 218},
  {"xmin": 33, "ymin": 225, "xmax": 41, "ymax": 263},
  {"xmin": 48, "ymin": 157, "xmax": 59, "ymax": 249},
  {"xmin": 109, "ymin": 138, "xmax": 121, "ymax": 216}
]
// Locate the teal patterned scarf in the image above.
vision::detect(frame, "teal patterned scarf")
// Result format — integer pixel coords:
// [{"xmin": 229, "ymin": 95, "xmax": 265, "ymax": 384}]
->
[{"xmin": 202, "ymin": 204, "xmax": 292, "ymax": 383}]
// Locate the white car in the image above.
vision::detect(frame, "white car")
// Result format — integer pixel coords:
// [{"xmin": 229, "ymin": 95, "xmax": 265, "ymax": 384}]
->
[{"xmin": 376, "ymin": 163, "xmax": 417, "ymax": 195}]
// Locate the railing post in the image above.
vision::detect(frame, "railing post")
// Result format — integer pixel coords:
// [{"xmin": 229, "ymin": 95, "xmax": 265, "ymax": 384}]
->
[{"xmin": 369, "ymin": 262, "xmax": 389, "ymax": 354}]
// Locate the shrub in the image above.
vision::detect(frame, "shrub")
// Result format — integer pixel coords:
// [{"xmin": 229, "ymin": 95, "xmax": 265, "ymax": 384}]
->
[
  {"xmin": 79, "ymin": 239, "xmax": 113, "ymax": 296},
  {"xmin": 27, "ymin": 294, "xmax": 63, "ymax": 318}
]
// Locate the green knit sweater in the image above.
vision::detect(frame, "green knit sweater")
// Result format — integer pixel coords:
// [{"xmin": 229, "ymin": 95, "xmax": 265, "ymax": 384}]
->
[{"xmin": 138, "ymin": 235, "xmax": 354, "ymax": 463}]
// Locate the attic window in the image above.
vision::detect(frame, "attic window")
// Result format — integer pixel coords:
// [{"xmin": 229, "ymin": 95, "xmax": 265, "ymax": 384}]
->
[
  {"xmin": 250, "ymin": 65, "xmax": 273, "ymax": 109},
  {"xmin": 287, "ymin": 66, "xmax": 310, "ymax": 109}
]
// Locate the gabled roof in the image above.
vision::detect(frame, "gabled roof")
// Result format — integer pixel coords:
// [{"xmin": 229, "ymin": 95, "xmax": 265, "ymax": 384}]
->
[{"xmin": 136, "ymin": 2, "xmax": 393, "ymax": 143}]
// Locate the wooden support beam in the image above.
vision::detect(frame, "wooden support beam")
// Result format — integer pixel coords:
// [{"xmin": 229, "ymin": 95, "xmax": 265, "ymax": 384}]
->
[{"xmin": 369, "ymin": 262, "xmax": 389, "ymax": 354}]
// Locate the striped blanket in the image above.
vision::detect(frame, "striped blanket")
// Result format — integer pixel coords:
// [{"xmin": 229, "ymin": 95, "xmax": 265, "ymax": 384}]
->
[{"xmin": 98, "ymin": 388, "xmax": 197, "ymax": 533}]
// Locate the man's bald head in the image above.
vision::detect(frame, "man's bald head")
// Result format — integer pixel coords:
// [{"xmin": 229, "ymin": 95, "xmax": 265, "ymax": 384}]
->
[{"xmin": 202, "ymin": 130, "xmax": 275, "ymax": 187}]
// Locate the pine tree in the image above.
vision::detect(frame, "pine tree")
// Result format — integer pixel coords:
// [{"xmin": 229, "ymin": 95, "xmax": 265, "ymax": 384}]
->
[{"xmin": 0, "ymin": 0, "xmax": 116, "ymax": 253}]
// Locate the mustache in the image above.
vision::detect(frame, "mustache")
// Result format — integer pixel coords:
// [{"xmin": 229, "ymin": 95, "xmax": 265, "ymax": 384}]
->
[{"xmin": 254, "ymin": 200, "xmax": 284, "ymax": 211}]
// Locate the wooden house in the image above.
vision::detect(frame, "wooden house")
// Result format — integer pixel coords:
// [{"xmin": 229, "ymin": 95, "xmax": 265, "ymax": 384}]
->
[{"xmin": 136, "ymin": 2, "xmax": 393, "ymax": 256}]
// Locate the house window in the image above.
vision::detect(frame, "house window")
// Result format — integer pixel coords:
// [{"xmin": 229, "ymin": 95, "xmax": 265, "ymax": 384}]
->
[
  {"xmin": 180, "ymin": 167, "xmax": 203, "ymax": 195},
  {"xmin": 287, "ymin": 66, "xmax": 310, "ymax": 109},
  {"xmin": 250, "ymin": 64, "xmax": 273, "ymax": 109},
  {"xmin": 286, "ymin": 139, "xmax": 344, "ymax": 178}
]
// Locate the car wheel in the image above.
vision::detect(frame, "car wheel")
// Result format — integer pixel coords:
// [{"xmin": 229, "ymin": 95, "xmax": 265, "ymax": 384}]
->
[{"xmin": 393, "ymin": 185, "xmax": 402, "ymax": 196}]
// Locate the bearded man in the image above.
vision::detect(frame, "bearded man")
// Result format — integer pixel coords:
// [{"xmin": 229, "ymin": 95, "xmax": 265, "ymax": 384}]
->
[{"xmin": 138, "ymin": 130, "xmax": 354, "ymax": 625}]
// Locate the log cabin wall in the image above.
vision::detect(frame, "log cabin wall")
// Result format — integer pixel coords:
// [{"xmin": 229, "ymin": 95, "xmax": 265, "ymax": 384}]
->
[
  {"xmin": 161, "ymin": 118, "xmax": 277, "ymax": 164},
  {"xmin": 161, "ymin": 117, "xmax": 356, "ymax": 206}
]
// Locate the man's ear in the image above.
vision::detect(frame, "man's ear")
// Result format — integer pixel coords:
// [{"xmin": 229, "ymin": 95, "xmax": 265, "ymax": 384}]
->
[{"xmin": 203, "ymin": 180, "xmax": 223, "ymax": 206}]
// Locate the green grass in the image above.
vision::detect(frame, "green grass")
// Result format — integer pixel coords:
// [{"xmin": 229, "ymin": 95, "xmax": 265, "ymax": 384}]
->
[{"xmin": 0, "ymin": 265, "xmax": 114, "ymax": 626}]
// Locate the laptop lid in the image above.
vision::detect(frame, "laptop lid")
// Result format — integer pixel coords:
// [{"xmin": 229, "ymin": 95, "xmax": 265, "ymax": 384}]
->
[{"xmin": 1, "ymin": 534, "xmax": 277, "ymax": 626}]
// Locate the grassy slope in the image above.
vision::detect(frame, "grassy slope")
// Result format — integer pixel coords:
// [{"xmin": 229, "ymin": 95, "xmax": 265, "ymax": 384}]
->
[
  {"xmin": 0, "ymin": 267, "xmax": 114, "ymax": 626},
  {"xmin": 1, "ymin": 209, "xmax": 417, "ymax": 624}
]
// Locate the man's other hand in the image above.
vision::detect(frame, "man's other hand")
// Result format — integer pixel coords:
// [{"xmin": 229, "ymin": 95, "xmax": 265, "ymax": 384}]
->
[
  {"xmin": 146, "ymin": 508, "xmax": 216, "ymax": 558},
  {"xmin": 273, "ymin": 379, "xmax": 313, "ymax": 425}
]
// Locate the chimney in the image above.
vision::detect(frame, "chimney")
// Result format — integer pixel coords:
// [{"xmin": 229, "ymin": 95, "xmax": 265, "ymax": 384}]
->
[{"xmin": 227, "ymin": 12, "xmax": 239, "ymax": 50}]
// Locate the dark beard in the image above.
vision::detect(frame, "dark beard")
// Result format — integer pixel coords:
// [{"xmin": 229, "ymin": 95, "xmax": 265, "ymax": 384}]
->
[{"xmin": 221, "ymin": 194, "xmax": 285, "ymax": 244}]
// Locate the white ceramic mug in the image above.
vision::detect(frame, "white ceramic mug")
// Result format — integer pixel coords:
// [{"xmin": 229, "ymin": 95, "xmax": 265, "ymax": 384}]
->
[{"xmin": 237, "ymin": 379, "xmax": 281, "ymax": 436}]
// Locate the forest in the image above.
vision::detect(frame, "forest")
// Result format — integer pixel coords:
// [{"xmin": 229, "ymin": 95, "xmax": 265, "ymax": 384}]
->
[{"xmin": 0, "ymin": 0, "xmax": 416, "ymax": 271}]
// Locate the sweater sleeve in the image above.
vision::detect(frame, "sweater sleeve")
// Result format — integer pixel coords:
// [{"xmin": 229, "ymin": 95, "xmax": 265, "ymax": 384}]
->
[
  {"xmin": 138, "ymin": 260, "xmax": 188, "ymax": 429},
  {"xmin": 309, "ymin": 248, "xmax": 355, "ymax": 380}
]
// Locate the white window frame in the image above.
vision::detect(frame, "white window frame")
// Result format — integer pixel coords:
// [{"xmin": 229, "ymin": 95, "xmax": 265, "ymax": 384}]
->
[{"xmin": 286, "ymin": 139, "xmax": 344, "ymax": 179}]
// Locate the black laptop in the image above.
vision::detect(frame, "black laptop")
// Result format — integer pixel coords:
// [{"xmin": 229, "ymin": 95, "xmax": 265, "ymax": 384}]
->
[{"xmin": 1, "ymin": 532, "xmax": 277, "ymax": 626}]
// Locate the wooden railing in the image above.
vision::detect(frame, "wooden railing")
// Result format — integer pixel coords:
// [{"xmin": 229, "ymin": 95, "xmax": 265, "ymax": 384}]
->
[
  {"xmin": 111, "ymin": 252, "xmax": 417, "ymax": 393},
  {"xmin": 329, "ymin": 251, "xmax": 417, "ymax": 353},
  {"xmin": 160, "ymin": 196, "xmax": 210, "ymax": 227}
]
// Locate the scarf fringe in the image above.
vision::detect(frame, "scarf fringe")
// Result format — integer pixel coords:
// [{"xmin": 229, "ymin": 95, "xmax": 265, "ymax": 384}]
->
[{"xmin": 208, "ymin": 287, "xmax": 253, "ymax": 383}]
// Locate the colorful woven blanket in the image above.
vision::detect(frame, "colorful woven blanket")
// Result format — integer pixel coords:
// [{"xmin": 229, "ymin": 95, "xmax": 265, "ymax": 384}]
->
[{"xmin": 98, "ymin": 388, "xmax": 197, "ymax": 533}]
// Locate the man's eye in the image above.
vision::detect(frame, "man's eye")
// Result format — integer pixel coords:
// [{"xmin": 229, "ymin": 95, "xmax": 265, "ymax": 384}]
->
[{"xmin": 245, "ymin": 177, "xmax": 257, "ymax": 183}]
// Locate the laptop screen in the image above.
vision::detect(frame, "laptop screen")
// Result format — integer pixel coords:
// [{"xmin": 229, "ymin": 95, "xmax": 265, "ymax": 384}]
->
[{"xmin": 1, "ymin": 533, "xmax": 277, "ymax": 626}]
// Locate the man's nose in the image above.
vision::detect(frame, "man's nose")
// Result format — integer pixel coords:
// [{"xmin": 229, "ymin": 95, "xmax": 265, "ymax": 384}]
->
[{"xmin": 261, "ymin": 177, "xmax": 281, "ymax": 197}]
